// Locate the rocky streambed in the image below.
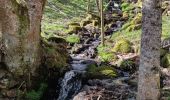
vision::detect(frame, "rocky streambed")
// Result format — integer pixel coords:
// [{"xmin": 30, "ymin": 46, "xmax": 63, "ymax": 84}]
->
[
  {"xmin": 42, "ymin": 0, "xmax": 170, "ymax": 99},
  {"xmin": 42, "ymin": 2, "xmax": 139, "ymax": 100}
]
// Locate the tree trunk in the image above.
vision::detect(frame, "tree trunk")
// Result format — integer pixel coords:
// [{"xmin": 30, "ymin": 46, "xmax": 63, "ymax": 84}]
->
[
  {"xmin": 100, "ymin": 0, "xmax": 104, "ymax": 46},
  {"xmin": 0, "ymin": 0, "xmax": 46, "ymax": 77},
  {"xmin": 137, "ymin": 0, "xmax": 162, "ymax": 99},
  {"xmin": 87, "ymin": 0, "xmax": 91, "ymax": 13},
  {"xmin": 95, "ymin": 0, "xmax": 100, "ymax": 16}
]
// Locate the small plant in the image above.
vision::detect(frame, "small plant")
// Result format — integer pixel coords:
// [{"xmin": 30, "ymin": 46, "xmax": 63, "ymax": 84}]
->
[{"xmin": 26, "ymin": 83, "xmax": 48, "ymax": 100}]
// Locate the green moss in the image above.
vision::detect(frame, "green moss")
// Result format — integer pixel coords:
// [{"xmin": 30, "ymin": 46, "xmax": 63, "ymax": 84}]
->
[
  {"xmin": 97, "ymin": 45, "xmax": 117, "ymax": 62},
  {"xmin": 162, "ymin": 16, "xmax": 170, "ymax": 39},
  {"xmin": 26, "ymin": 83, "xmax": 47, "ymax": 100},
  {"xmin": 65, "ymin": 34, "xmax": 80, "ymax": 43},
  {"xmin": 112, "ymin": 39, "xmax": 132, "ymax": 53},
  {"xmin": 43, "ymin": 39, "xmax": 69, "ymax": 69},
  {"xmin": 120, "ymin": 60, "xmax": 136, "ymax": 72},
  {"xmin": 130, "ymin": 13, "xmax": 142, "ymax": 25},
  {"xmin": 68, "ymin": 22, "xmax": 80, "ymax": 26},
  {"xmin": 122, "ymin": 13, "xmax": 142, "ymax": 32},
  {"xmin": 44, "ymin": 46, "xmax": 68, "ymax": 69},
  {"xmin": 122, "ymin": 22, "xmax": 131, "ymax": 30},
  {"xmin": 86, "ymin": 65, "xmax": 117, "ymax": 79},
  {"xmin": 68, "ymin": 25, "xmax": 82, "ymax": 33},
  {"xmin": 121, "ymin": 2, "xmax": 135, "ymax": 12},
  {"xmin": 161, "ymin": 53, "xmax": 170, "ymax": 68},
  {"xmin": 99, "ymin": 52, "xmax": 117, "ymax": 62},
  {"xmin": 160, "ymin": 49, "xmax": 168, "ymax": 57},
  {"xmin": 125, "ymin": 24, "xmax": 141, "ymax": 32}
]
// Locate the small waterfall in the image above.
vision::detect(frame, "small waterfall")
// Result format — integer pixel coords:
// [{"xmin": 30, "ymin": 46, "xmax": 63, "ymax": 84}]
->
[{"xmin": 57, "ymin": 70, "xmax": 82, "ymax": 100}]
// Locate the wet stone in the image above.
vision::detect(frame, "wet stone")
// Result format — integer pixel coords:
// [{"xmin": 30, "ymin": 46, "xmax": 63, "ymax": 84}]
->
[{"xmin": 0, "ymin": 70, "xmax": 6, "ymax": 79}]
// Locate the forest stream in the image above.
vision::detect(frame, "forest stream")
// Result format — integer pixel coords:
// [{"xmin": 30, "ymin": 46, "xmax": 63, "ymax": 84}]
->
[
  {"xmin": 42, "ymin": 1, "xmax": 137, "ymax": 99},
  {"xmin": 1, "ymin": 0, "xmax": 170, "ymax": 100}
]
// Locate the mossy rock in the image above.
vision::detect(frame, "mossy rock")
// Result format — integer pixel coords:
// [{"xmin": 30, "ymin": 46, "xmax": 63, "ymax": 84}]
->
[
  {"xmin": 112, "ymin": 39, "xmax": 132, "ymax": 53},
  {"xmin": 85, "ymin": 13, "xmax": 100, "ymax": 21},
  {"xmin": 80, "ymin": 20, "xmax": 92, "ymax": 27},
  {"xmin": 65, "ymin": 34, "xmax": 80, "ymax": 44},
  {"xmin": 67, "ymin": 24, "xmax": 82, "ymax": 34},
  {"xmin": 44, "ymin": 47, "xmax": 69, "ymax": 69},
  {"xmin": 97, "ymin": 45, "xmax": 118, "ymax": 62},
  {"xmin": 92, "ymin": 20, "xmax": 99, "ymax": 27},
  {"xmin": 43, "ymin": 39, "xmax": 69, "ymax": 70},
  {"xmin": 161, "ymin": 53, "xmax": 170, "ymax": 68},
  {"xmin": 119, "ymin": 60, "xmax": 136, "ymax": 73},
  {"xmin": 160, "ymin": 48, "xmax": 169, "ymax": 57},
  {"xmin": 99, "ymin": 52, "xmax": 118, "ymax": 62},
  {"xmin": 69, "ymin": 25, "xmax": 81, "ymax": 31},
  {"xmin": 86, "ymin": 64, "xmax": 118, "ymax": 79},
  {"xmin": 68, "ymin": 22, "xmax": 80, "ymax": 26}
]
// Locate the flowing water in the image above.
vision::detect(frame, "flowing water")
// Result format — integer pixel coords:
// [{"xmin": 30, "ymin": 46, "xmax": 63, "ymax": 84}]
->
[
  {"xmin": 44, "ymin": 1, "xmax": 126, "ymax": 99},
  {"xmin": 57, "ymin": 70, "xmax": 82, "ymax": 100}
]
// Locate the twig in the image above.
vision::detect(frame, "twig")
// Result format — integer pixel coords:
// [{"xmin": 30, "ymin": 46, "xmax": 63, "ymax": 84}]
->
[
  {"xmin": 18, "ymin": 81, "xmax": 25, "ymax": 90},
  {"xmin": 97, "ymin": 95, "xmax": 101, "ymax": 100}
]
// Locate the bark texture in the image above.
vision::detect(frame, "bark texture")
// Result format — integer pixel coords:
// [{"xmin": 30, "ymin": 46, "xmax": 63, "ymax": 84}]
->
[
  {"xmin": 100, "ymin": 0, "xmax": 104, "ymax": 46},
  {"xmin": 0, "ymin": 0, "xmax": 46, "ymax": 76},
  {"xmin": 137, "ymin": 0, "xmax": 162, "ymax": 100}
]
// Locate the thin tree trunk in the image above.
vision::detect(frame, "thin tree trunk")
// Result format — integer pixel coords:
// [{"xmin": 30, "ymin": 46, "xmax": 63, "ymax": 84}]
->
[
  {"xmin": 96, "ymin": 0, "xmax": 100, "ymax": 16},
  {"xmin": 137, "ymin": 0, "xmax": 162, "ymax": 99},
  {"xmin": 100, "ymin": 0, "xmax": 104, "ymax": 46},
  {"xmin": 87, "ymin": 0, "xmax": 91, "ymax": 13}
]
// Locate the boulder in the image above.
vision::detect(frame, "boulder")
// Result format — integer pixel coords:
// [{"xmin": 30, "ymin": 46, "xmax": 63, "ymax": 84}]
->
[
  {"xmin": 112, "ymin": 39, "xmax": 132, "ymax": 53},
  {"xmin": 161, "ymin": 53, "xmax": 170, "ymax": 68},
  {"xmin": 119, "ymin": 60, "xmax": 136, "ymax": 73},
  {"xmin": 86, "ymin": 64, "xmax": 118, "ymax": 79}
]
